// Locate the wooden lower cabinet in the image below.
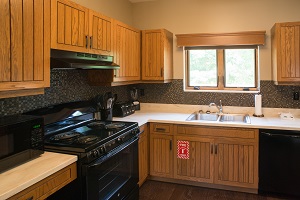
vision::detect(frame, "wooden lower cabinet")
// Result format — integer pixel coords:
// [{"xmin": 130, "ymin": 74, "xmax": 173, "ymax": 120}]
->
[
  {"xmin": 173, "ymin": 125, "xmax": 259, "ymax": 190},
  {"xmin": 214, "ymin": 139, "xmax": 258, "ymax": 188},
  {"xmin": 139, "ymin": 124, "xmax": 149, "ymax": 186},
  {"xmin": 150, "ymin": 133, "xmax": 173, "ymax": 178},
  {"xmin": 8, "ymin": 163, "xmax": 77, "ymax": 200},
  {"xmin": 174, "ymin": 136, "xmax": 214, "ymax": 183},
  {"xmin": 149, "ymin": 123, "xmax": 259, "ymax": 192}
]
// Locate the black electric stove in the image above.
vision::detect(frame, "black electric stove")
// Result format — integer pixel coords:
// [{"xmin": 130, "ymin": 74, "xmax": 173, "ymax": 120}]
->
[
  {"xmin": 25, "ymin": 100, "xmax": 140, "ymax": 200},
  {"xmin": 44, "ymin": 119, "xmax": 139, "ymax": 163}
]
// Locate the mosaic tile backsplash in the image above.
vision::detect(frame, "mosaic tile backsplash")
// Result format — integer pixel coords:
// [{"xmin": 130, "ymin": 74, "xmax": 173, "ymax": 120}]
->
[
  {"xmin": 0, "ymin": 70, "xmax": 300, "ymax": 116},
  {"xmin": 136, "ymin": 79, "xmax": 300, "ymax": 109}
]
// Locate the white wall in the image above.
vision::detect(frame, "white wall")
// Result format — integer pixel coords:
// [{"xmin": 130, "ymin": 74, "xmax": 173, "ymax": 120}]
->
[
  {"xmin": 132, "ymin": 0, "xmax": 300, "ymax": 80},
  {"xmin": 72, "ymin": 0, "xmax": 134, "ymax": 26}
]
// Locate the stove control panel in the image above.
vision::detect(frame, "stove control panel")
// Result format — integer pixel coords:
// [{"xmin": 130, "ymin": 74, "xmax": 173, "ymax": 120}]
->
[{"xmin": 86, "ymin": 125, "xmax": 140, "ymax": 163}]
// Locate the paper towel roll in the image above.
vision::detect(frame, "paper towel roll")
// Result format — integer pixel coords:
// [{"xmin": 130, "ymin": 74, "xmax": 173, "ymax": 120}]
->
[{"xmin": 254, "ymin": 94, "xmax": 263, "ymax": 116}]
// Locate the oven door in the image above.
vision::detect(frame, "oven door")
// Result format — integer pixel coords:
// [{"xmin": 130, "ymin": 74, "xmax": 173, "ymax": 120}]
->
[{"xmin": 84, "ymin": 137, "xmax": 139, "ymax": 200}]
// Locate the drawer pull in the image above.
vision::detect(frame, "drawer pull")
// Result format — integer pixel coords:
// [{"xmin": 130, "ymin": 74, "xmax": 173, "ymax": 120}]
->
[
  {"xmin": 156, "ymin": 128, "xmax": 166, "ymax": 132},
  {"xmin": 27, "ymin": 197, "xmax": 33, "ymax": 200},
  {"xmin": 170, "ymin": 140, "xmax": 172, "ymax": 150}
]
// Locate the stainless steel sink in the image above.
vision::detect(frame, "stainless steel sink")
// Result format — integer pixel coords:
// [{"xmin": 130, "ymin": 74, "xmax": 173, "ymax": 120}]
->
[
  {"xmin": 186, "ymin": 112, "xmax": 219, "ymax": 121},
  {"xmin": 219, "ymin": 114, "xmax": 251, "ymax": 124},
  {"xmin": 186, "ymin": 112, "xmax": 251, "ymax": 124}
]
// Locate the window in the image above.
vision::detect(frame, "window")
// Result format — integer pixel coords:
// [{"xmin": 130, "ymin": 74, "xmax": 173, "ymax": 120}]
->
[
  {"xmin": 176, "ymin": 31, "xmax": 265, "ymax": 92},
  {"xmin": 186, "ymin": 47, "xmax": 258, "ymax": 91}
]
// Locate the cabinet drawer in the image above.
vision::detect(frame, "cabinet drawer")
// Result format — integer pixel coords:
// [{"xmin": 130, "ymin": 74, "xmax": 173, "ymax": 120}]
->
[
  {"xmin": 9, "ymin": 162, "xmax": 77, "ymax": 200},
  {"xmin": 175, "ymin": 125, "xmax": 258, "ymax": 140},
  {"xmin": 150, "ymin": 123, "xmax": 173, "ymax": 134}
]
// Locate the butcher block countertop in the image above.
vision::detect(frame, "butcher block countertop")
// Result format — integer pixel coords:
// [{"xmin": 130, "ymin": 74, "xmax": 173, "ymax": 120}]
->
[
  {"xmin": 0, "ymin": 152, "xmax": 77, "ymax": 200},
  {"xmin": 114, "ymin": 103, "xmax": 300, "ymax": 131}
]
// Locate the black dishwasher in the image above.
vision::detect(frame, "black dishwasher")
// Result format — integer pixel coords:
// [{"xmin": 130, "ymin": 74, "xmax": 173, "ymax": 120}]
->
[{"xmin": 259, "ymin": 129, "xmax": 300, "ymax": 198}]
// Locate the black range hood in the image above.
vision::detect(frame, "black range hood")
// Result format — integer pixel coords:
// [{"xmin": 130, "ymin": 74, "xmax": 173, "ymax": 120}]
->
[{"xmin": 50, "ymin": 49, "xmax": 120, "ymax": 70}]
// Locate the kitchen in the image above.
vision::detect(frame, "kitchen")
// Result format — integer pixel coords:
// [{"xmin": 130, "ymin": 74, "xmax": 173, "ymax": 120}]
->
[{"xmin": 0, "ymin": 0, "xmax": 300, "ymax": 199}]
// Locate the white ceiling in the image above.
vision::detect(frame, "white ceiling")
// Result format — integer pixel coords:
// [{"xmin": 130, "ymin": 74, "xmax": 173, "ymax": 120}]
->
[{"xmin": 129, "ymin": 0, "xmax": 157, "ymax": 3}]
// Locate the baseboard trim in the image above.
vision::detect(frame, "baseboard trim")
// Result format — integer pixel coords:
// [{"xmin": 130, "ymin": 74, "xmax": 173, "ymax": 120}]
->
[{"xmin": 147, "ymin": 176, "xmax": 258, "ymax": 194}]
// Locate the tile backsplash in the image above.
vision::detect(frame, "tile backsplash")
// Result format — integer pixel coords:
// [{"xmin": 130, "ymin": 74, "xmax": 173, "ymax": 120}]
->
[
  {"xmin": 1, "ymin": 71, "xmax": 300, "ymax": 116},
  {"xmin": 136, "ymin": 80, "xmax": 300, "ymax": 109},
  {"xmin": 0, "ymin": 70, "xmax": 132, "ymax": 116}
]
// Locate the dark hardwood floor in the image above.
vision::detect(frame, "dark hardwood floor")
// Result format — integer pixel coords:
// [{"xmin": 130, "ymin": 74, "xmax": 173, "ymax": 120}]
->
[{"xmin": 139, "ymin": 180, "xmax": 296, "ymax": 200}]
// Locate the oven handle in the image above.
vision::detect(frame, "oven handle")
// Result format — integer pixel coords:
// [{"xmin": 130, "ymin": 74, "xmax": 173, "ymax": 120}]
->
[{"xmin": 89, "ymin": 136, "xmax": 139, "ymax": 167}]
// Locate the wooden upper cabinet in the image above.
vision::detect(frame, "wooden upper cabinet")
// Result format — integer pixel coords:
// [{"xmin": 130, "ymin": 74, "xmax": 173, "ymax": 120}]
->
[
  {"xmin": 89, "ymin": 10, "xmax": 112, "ymax": 55},
  {"xmin": 113, "ymin": 20, "xmax": 141, "ymax": 82},
  {"xmin": 87, "ymin": 20, "xmax": 141, "ymax": 86},
  {"xmin": 0, "ymin": 0, "xmax": 50, "ymax": 98},
  {"xmin": 51, "ymin": 0, "xmax": 112, "ymax": 55},
  {"xmin": 271, "ymin": 22, "xmax": 300, "ymax": 85},
  {"xmin": 51, "ymin": 0, "xmax": 89, "ymax": 52},
  {"xmin": 142, "ymin": 29, "xmax": 173, "ymax": 82}
]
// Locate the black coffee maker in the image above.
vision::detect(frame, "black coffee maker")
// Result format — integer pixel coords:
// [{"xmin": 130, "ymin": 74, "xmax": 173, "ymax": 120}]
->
[{"xmin": 94, "ymin": 92, "xmax": 117, "ymax": 121}]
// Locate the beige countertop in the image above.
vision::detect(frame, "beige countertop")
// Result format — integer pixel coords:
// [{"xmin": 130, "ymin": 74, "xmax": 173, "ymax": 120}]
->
[
  {"xmin": 0, "ymin": 152, "xmax": 77, "ymax": 200},
  {"xmin": 114, "ymin": 103, "xmax": 300, "ymax": 131}
]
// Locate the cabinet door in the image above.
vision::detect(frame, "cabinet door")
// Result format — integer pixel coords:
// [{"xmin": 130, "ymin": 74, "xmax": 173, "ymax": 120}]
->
[
  {"xmin": 174, "ymin": 136, "xmax": 214, "ymax": 183},
  {"xmin": 142, "ymin": 30, "xmax": 164, "ymax": 80},
  {"xmin": 113, "ymin": 20, "xmax": 141, "ymax": 82},
  {"xmin": 150, "ymin": 134, "xmax": 173, "ymax": 178},
  {"xmin": 51, "ymin": 0, "xmax": 89, "ymax": 52},
  {"xmin": 89, "ymin": 10, "xmax": 112, "ymax": 55},
  {"xmin": 277, "ymin": 23, "xmax": 300, "ymax": 82},
  {"xmin": 214, "ymin": 139, "xmax": 258, "ymax": 189},
  {"xmin": 138, "ymin": 125, "xmax": 149, "ymax": 186},
  {"xmin": 0, "ymin": 0, "xmax": 50, "ymax": 98}
]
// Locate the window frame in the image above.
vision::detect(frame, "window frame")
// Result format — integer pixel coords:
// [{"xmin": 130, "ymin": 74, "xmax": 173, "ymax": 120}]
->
[
  {"xmin": 176, "ymin": 31, "xmax": 265, "ymax": 93},
  {"xmin": 184, "ymin": 46, "xmax": 260, "ymax": 93}
]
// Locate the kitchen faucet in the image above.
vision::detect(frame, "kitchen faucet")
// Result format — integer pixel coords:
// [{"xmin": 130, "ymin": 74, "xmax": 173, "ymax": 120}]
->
[{"xmin": 209, "ymin": 100, "xmax": 223, "ymax": 114}]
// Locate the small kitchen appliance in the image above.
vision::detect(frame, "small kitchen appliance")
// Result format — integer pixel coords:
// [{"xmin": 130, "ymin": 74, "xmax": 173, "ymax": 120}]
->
[
  {"xmin": 130, "ymin": 88, "xmax": 140, "ymax": 110},
  {"xmin": 0, "ymin": 115, "xmax": 44, "ymax": 173},
  {"xmin": 113, "ymin": 101, "xmax": 135, "ymax": 117},
  {"xmin": 25, "ymin": 100, "xmax": 140, "ymax": 200}
]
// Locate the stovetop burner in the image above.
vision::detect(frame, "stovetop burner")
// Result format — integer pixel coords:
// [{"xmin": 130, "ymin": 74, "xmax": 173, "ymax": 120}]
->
[
  {"xmin": 105, "ymin": 122, "xmax": 125, "ymax": 129},
  {"xmin": 76, "ymin": 135, "xmax": 99, "ymax": 144},
  {"xmin": 86, "ymin": 121, "xmax": 106, "ymax": 128},
  {"xmin": 86, "ymin": 121, "xmax": 126, "ymax": 129},
  {"xmin": 50, "ymin": 131, "xmax": 81, "ymax": 141}
]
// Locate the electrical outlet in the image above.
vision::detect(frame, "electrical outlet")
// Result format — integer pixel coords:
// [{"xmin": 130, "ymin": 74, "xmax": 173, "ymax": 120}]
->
[
  {"xmin": 140, "ymin": 89, "xmax": 145, "ymax": 96},
  {"xmin": 293, "ymin": 92, "xmax": 299, "ymax": 100}
]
